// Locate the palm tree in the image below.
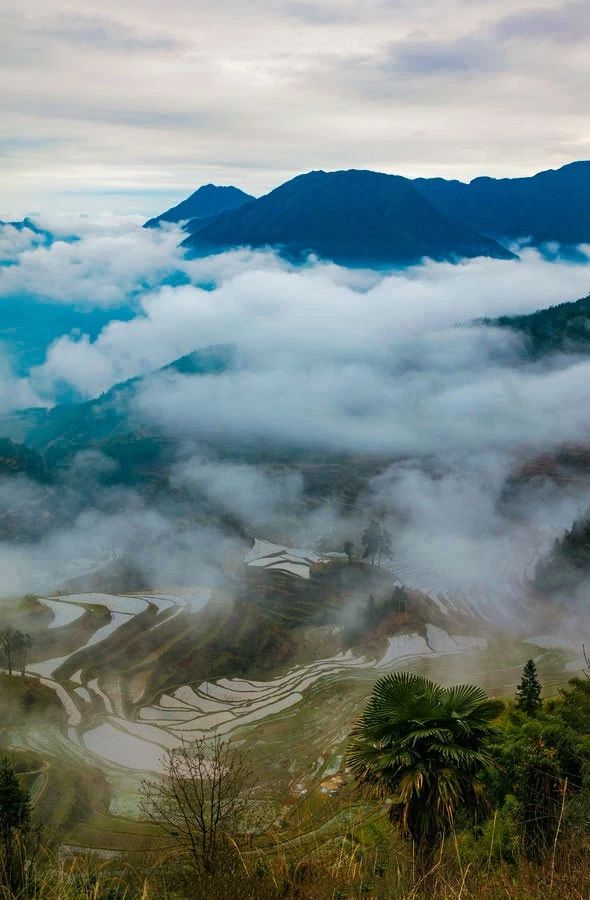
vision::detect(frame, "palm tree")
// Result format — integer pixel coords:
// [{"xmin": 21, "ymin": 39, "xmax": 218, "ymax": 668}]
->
[{"xmin": 347, "ymin": 672, "xmax": 503, "ymax": 855}]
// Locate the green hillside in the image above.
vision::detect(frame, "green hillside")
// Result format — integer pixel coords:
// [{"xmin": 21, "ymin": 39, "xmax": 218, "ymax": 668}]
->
[{"xmin": 487, "ymin": 293, "xmax": 590, "ymax": 355}]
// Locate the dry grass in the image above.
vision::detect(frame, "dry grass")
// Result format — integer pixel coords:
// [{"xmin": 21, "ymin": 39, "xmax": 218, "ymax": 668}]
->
[{"xmin": 1, "ymin": 826, "xmax": 588, "ymax": 900}]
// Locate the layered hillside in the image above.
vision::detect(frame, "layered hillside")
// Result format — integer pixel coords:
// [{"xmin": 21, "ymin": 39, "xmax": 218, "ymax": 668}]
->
[
  {"xmin": 0, "ymin": 437, "xmax": 46, "ymax": 480},
  {"xmin": 0, "ymin": 345, "xmax": 236, "ymax": 470}
]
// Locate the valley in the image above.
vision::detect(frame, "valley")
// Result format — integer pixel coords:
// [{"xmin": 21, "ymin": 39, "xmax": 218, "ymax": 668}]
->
[
  {"xmin": 2, "ymin": 167, "xmax": 590, "ymax": 896},
  {"xmin": 2, "ymin": 529, "xmax": 585, "ymax": 854}
]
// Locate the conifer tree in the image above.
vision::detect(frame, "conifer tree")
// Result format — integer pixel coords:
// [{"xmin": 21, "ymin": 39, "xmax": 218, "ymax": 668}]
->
[
  {"xmin": 0, "ymin": 756, "xmax": 31, "ymax": 891},
  {"xmin": 515, "ymin": 658, "xmax": 542, "ymax": 716}
]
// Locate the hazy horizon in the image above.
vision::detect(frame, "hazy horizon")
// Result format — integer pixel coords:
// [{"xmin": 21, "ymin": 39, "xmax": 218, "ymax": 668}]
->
[
  {"xmin": 5, "ymin": 157, "xmax": 590, "ymax": 220},
  {"xmin": 2, "ymin": 0, "xmax": 590, "ymax": 216}
]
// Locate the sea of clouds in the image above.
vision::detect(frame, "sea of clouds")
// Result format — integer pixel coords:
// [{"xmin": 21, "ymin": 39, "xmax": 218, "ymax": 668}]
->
[{"xmin": 0, "ymin": 214, "xmax": 590, "ymax": 610}]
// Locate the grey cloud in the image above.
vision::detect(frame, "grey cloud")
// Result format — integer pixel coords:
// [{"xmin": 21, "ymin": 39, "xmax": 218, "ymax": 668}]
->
[
  {"xmin": 0, "ymin": 471, "xmax": 246, "ymax": 597},
  {"xmin": 364, "ymin": 452, "xmax": 590, "ymax": 600},
  {"xmin": 284, "ymin": 2, "xmax": 363, "ymax": 24},
  {"xmin": 493, "ymin": 1, "xmax": 590, "ymax": 44},
  {"xmin": 37, "ymin": 13, "xmax": 184, "ymax": 53},
  {"xmin": 133, "ymin": 351, "xmax": 590, "ymax": 458},
  {"xmin": 2, "ymin": 95, "xmax": 204, "ymax": 131},
  {"xmin": 171, "ymin": 456, "xmax": 305, "ymax": 528},
  {"xmin": 383, "ymin": 2, "xmax": 590, "ymax": 81},
  {"xmin": 385, "ymin": 35, "xmax": 502, "ymax": 76}
]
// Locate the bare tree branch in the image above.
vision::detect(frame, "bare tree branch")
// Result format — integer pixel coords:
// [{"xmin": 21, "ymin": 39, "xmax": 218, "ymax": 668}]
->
[{"xmin": 140, "ymin": 736, "xmax": 259, "ymax": 877}]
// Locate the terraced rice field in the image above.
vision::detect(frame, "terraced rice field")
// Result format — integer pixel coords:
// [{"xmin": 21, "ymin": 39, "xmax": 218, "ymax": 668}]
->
[{"xmin": 2, "ymin": 535, "xmax": 586, "ymax": 849}]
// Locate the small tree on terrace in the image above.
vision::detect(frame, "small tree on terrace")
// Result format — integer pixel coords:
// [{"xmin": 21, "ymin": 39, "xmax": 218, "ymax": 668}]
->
[
  {"xmin": 515, "ymin": 659, "xmax": 542, "ymax": 716},
  {"xmin": 361, "ymin": 520, "xmax": 392, "ymax": 567},
  {"xmin": 141, "ymin": 736, "xmax": 258, "ymax": 878},
  {"xmin": 0, "ymin": 629, "xmax": 18, "ymax": 676},
  {"xmin": 14, "ymin": 633, "xmax": 33, "ymax": 677},
  {"xmin": 361, "ymin": 520, "xmax": 380, "ymax": 565},
  {"xmin": 343, "ymin": 540, "xmax": 354, "ymax": 564},
  {"xmin": 377, "ymin": 526, "xmax": 392, "ymax": 566}
]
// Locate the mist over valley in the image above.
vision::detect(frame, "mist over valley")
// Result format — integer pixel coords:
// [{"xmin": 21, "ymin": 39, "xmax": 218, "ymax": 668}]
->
[{"xmin": 2, "ymin": 162, "xmax": 590, "ymax": 895}]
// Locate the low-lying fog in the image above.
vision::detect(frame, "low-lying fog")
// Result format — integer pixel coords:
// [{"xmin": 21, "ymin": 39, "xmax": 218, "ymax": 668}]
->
[{"xmin": 1, "ymin": 215, "xmax": 590, "ymax": 614}]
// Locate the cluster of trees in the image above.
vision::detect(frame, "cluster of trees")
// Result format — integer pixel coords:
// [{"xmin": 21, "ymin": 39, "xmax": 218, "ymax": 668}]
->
[
  {"xmin": 535, "ymin": 511, "xmax": 590, "ymax": 596},
  {"xmin": 344, "ymin": 588, "xmax": 411, "ymax": 645},
  {"xmin": 343, "ymin": 520, "xmax": 393, "ymax": 567},
  {"xmin": 0, "ymin": 628, "xmax": 33, "ymax": 677},
  {"xmin": 490, "ymin": 293, "xmax": 590, "ymax": 357},
  {"xmin": 0, "ymin": 438, "xmax": 46, "ymax": 482},
  {"xmin": 364, "ymin": 587, "xmax": 410, "ymax": 628},
  {"xmin": 349, "ymin": 656, "xmax": 590, "ymax": 868}
]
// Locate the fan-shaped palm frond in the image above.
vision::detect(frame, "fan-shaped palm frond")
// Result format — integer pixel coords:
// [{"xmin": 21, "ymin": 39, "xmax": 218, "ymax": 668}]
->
[{"xmin": 347, "ymin": 671, "xmax": 503, "ymax": 849}]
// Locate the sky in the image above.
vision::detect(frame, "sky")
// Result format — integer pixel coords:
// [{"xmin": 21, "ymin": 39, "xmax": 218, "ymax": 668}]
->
[{"xmin": 1, "ymin": 0, "xmax": 590, "ymax": 217}]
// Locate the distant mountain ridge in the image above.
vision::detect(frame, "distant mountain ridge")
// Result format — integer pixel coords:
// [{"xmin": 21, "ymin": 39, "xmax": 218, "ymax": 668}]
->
[
  {"xmin": 181, "ymin": 169, "xmax": 514, "ymax": 265},
  {"xmin": 0, "ymin": 217, "xmax": 51, "ymax": 242},
  {"xmin": 414, "ymin": 161, "xmax": 590, "ymax": 246},
  {"xmin": 144, "ymin": 184, "xmax": 255, "ymax": 229},
  {"xmin": 0, "ymin": 217, "xmax": 42, "ymax": 232},
  {"xmin": 146, "ymin": 162, "xmax": 590, "ymax": 265}
]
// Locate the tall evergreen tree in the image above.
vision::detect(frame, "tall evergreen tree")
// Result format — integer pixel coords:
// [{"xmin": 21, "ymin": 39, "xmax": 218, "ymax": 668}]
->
[
  {"xmin": 0, "ymin": 756, "xmax": 31, "ymax": 891},
  {"xmin": 515, "ymin": 659, "xmax": 542, "ymax": 716}
]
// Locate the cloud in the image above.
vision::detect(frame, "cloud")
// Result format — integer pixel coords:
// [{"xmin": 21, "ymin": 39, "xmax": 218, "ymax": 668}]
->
[
  {"xmin": 386, "ymin": 36, "xmax": 502, "ymax": 76},
  {"xmin": 284, "ymin": 1, "xmax": 364, "ymax": 25},
  {"xmin": 0, "ymin": 218, "xmax": 184, "ymax": 306},
  {"xmin": 37, "ymin": 12, "xmax": 183, "ymax": 53},
  {"xmin": 26, "ymin": 240, "xmax": 590, "ymax": 400},
  {"xmin": 0, "ymin": 469, "xmax": 246, "ymax": 597},
  {"xmin": 0, "ymin": 221, "xmax": 46, "ymax": 262},
  {"xmin": 494, "ymin": 1, "xmax": 590, "ymax": 45},
  {"xmin": 134, "ymin": 349, "xmax": 590, "ymax": 458},
  {"xmin": 0, "ymin": 353, "xmax": 43, "ymax": 413},
  {"xmin": 2, "ymin": 0, "xmax": 590, "ymax": 218},
  {"xmin": 1, "ymin": 224, "xmax": 590, "ymax": 616},
  {"xmin": 171, "ymin": 456, "xmax": 305, "ymax": 529},
  {"xmin": 363, "ymin": 450, "xmax": 590, "ymax": 601}
]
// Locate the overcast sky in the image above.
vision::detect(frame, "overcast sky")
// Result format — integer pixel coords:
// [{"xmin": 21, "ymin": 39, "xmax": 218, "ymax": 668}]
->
[{"xmin": 1, "ymin": 0, "xmax": 589, "ymax": 217}]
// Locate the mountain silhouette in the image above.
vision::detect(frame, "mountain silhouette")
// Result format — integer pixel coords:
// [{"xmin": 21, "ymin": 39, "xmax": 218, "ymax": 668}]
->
[
  {"xmin": 414, "ymin": 161, "xmax": 590, "ymax": 245},
  {"xmin": 145, "ymin": 184, "xmax": 255, "ymax": 228},
  {"xmin": 182, "ymin": 169, "xmax": 514, "ymax": 265}
]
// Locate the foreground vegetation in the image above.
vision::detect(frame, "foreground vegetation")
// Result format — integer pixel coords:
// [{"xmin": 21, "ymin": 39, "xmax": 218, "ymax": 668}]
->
[{"xmin": 0, "ymin": 654, "xmax": 588, "ymax": 899}]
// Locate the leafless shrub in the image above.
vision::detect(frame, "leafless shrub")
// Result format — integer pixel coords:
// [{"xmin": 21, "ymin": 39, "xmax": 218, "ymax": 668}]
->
[{"xmin": 140, "ymin": 735, "xmax": 259, "ymax": 879}]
